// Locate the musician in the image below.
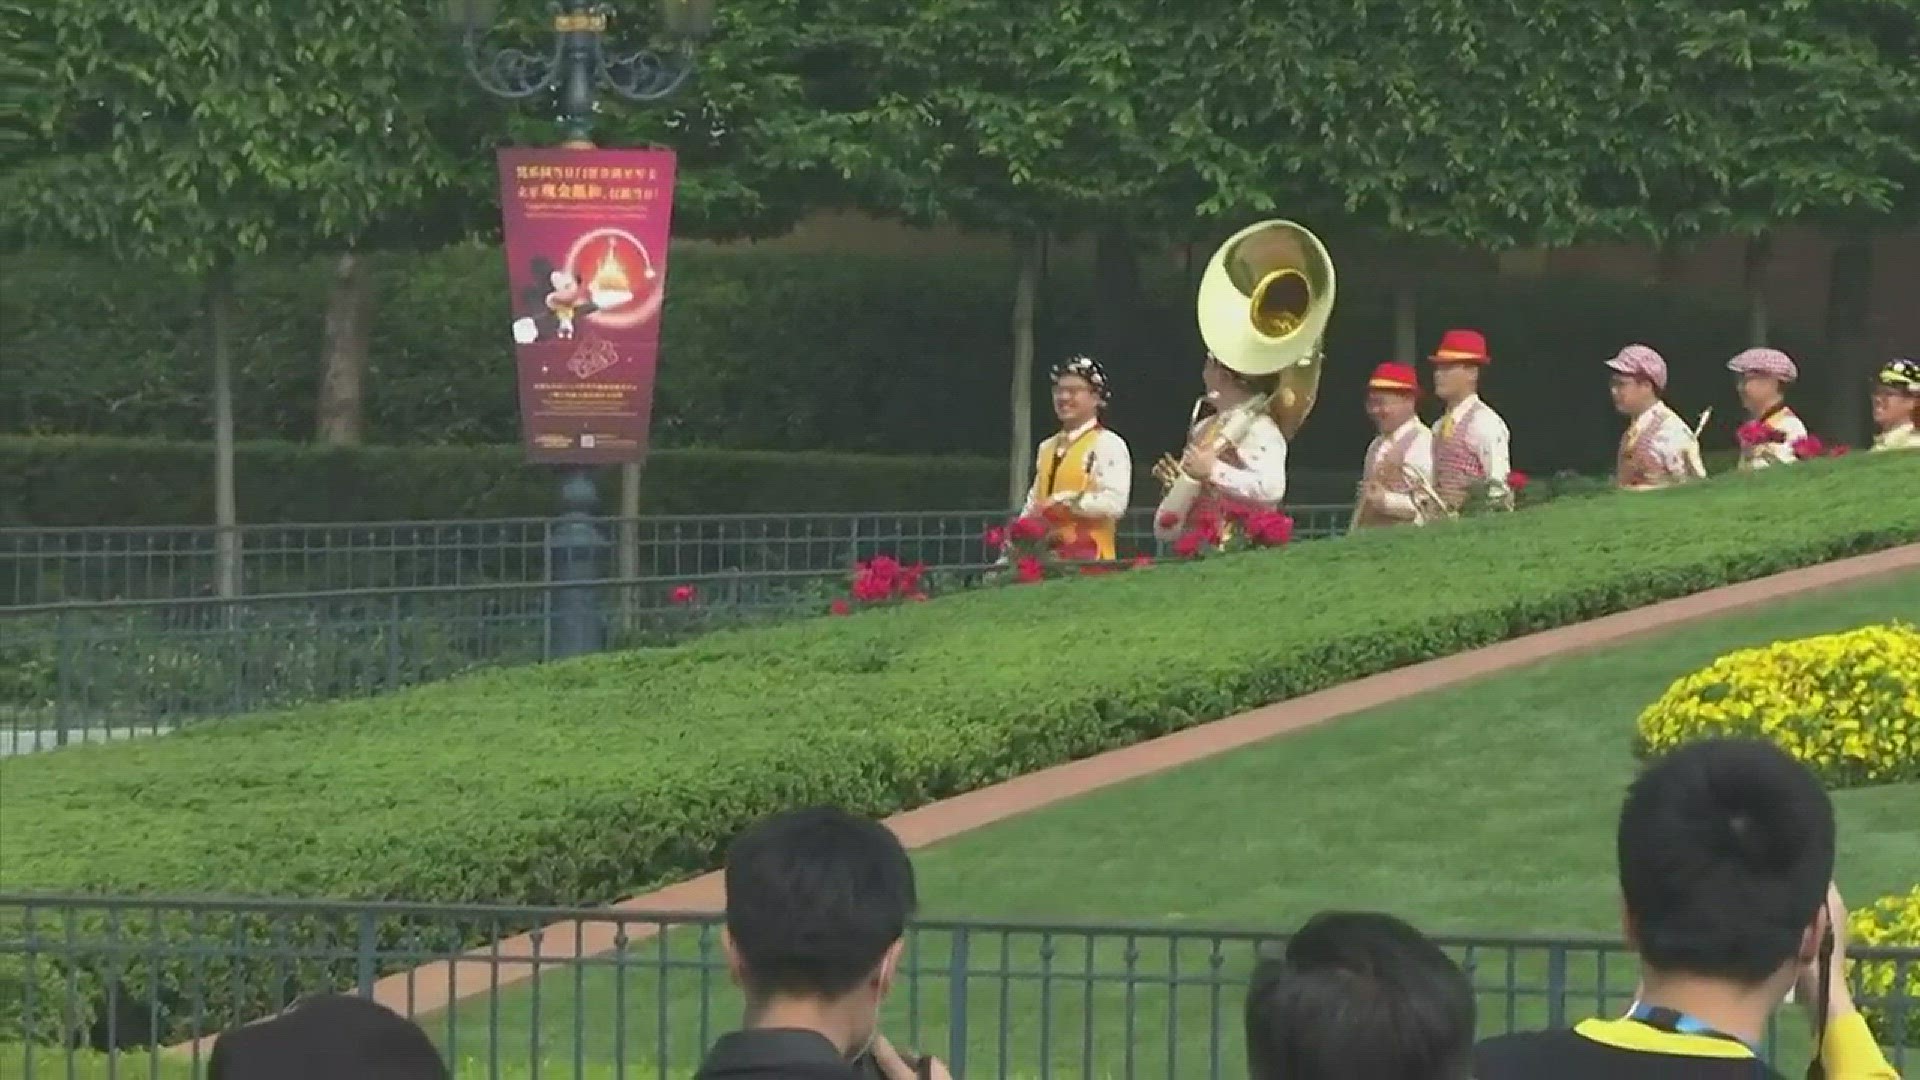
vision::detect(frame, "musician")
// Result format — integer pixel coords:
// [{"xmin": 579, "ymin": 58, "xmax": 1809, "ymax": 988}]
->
[
  {"xmin": 1870, "ymin": 358, "xmax": 1919, "ymax": 452},
  {"xmin": 1351, "ymin": 362, "xmax": 1436, "ymax": 530},
  {"xmin": 1605, "ymin": 344, "xmax": 1706, "ymax": 490},
  {"xmin": 1020, "ymin": 355, "xmax": 1132, "ymax": 559},
  {"xmin": 1427, "ymin": 329, "xmax": 1513, "ymax": 512},
  {"xmin": 1728, "ymin": 348, "xmax": 1808, "ymax": 470},
  {"xmin": 1153, "ymin": 352, "xmax": 1288, "ymax": 542}
]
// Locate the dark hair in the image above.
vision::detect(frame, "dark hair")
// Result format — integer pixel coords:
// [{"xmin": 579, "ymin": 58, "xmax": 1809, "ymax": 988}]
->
[
  {"xmin": 208, "ymin": 995, "xmax": 447, "ymax": 1080},
  {"xmin": 1619, "ymin": 737, "xmax": 1834, "ymax": 986},
  {"xmin": 1245, "ymin": 912, "xmax": 1475, "ymax": 1080},
  {"xmin": 725, "ymin": 807, "xmax": 918, "ymax": 999}
]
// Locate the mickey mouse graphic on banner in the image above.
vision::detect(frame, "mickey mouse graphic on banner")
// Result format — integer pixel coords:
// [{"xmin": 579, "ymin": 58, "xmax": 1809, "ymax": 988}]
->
[{"xmin": 509, "ymin": 229, "xmax": 661, "ymax": 346}]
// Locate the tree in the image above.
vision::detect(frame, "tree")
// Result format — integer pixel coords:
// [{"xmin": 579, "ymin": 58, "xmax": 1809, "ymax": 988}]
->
[{"xmin": 2, "ymin": 0, "xmax": 474, "ymax": 594}]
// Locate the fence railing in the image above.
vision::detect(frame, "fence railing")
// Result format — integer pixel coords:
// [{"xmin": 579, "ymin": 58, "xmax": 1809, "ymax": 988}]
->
[
  {"xmin": 2, "ymin": 895, "xmax": 1913, "ymax": 1079},
  {"xmin": 0, "ymin": 506, "xmax": 1355, "ymax": 607},
  {"xmin": 0, "ymin": 507, "xmax": 1354, "ymax": 749}
]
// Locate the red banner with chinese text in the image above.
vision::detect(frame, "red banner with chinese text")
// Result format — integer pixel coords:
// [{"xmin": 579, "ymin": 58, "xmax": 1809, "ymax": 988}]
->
[{"xmin": 497, "ymin": 147, "xmax": 677, "ymax": 465}]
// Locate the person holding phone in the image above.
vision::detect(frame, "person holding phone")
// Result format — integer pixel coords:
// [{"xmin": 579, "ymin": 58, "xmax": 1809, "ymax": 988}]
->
[
  {"xmin": 1474, "ymin": 738, "xmax": 1897, "ymax": 1079},
  {"xmin": 694, "ymin": 807, "xmax": 954, "ymax": 1080}
]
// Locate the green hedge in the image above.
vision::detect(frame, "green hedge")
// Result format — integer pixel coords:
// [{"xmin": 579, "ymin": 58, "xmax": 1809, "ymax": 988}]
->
[
  {"xmin": 3, "ymin": 453, "xmax": 1915, "ymax": 1043},
  {"xmin": 1, "ymin": 243, "xmax": 1831, "ymax": 474},
  {"xmin": 0, "ymin": 436, "xmax": 1006, "ymax": 524}
]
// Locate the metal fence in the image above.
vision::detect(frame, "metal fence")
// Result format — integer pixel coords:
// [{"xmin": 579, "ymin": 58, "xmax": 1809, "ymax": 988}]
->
[
  {"xmin": 0, "ymin": 507, "xmax": 1354, "ymax": 749},
  {"xmin": 1, "ymin": 895, "xmax": 1913, "ymax": 1079},
  {"xmin": 0, "ymin": 507, "xmax": 1354, "ymax": 607}
]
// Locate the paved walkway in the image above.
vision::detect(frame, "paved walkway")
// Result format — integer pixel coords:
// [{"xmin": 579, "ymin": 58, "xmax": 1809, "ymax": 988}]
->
[{"xmin": 218, "ymin": 544, "xmax": 1920, "ymax": 1035}]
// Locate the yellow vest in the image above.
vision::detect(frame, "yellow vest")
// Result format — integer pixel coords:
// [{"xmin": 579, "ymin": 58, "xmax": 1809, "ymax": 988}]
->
[{"xmin": 1034, "ymin": 427, "xmax": 1117, "ymax": 560}]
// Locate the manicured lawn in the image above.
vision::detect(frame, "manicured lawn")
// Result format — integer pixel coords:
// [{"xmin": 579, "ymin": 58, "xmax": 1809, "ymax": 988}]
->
[
  {"xmin": 435, "ymin": 572, "xmax": 1920, "ymax": 1077},
  {"xmin": 13, "ymin": 573, "xmax": 1917, "ymax": 1080}
]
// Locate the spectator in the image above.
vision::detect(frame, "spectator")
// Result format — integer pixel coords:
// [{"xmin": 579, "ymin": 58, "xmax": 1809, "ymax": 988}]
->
[
  {"xmin": 1475, "ymin": 737, "xmax": 1898, "ymax": 1079},
  {"xmin": 695, "ymin": 806, "xmax": 951, "ymax": 1080},
  {"xmin": 208, "ymin": 994, "xmax": 447, "ymax": 1080},
  {"xmin": 1245, "ymin": 911, "xmax": 1475, "ymax": 1080}
]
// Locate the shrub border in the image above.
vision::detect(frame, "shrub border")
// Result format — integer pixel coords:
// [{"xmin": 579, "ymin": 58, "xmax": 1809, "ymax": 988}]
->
[{"xmin": 238, "ymin": 543, "xmax": 1920, "ymax": 1039}]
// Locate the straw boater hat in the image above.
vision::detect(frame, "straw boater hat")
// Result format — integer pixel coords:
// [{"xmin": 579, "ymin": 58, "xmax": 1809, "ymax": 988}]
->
[
  {"xmin": 1367, "ymin": 362, "xmax": 1421, "ymax": 394},
  {"xmin": 1429, "ymin": 329, "xmax": 1491, "ymax": 365},
  {"xmin": 1727, "ymin": 348, "xmax": 1798, "ymax": 383},
  {"xmin": 1605, "ymin": 344, "xmax": 1669, "ymax": 392}
]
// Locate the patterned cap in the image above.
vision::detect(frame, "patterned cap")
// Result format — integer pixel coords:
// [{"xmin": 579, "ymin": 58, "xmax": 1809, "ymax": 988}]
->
[
  {"xmin": 1051, "ymin": 354, "xmax": 1111, "ymax": 401},
  {"xmin": 1877, "ymin": 358, "xmax": 1920, "ymax": 393},
  {"xmin": 1605, "ymin": 344, "xmax": 1669, "ymax": 391},
  {"xmin": 1727, "ymin": 348, "xmax": 1798, "ymax": 382}
]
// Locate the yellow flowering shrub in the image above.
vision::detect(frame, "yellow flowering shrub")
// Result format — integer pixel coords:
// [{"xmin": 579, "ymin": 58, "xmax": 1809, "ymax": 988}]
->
[
  {"xmin": 1635, "ymin": 623, "xmax": 1920, "ymax": 788},
  {"xmin": 1848, "ymin": 886, "xmax": 1920, "ymax": 1048}
]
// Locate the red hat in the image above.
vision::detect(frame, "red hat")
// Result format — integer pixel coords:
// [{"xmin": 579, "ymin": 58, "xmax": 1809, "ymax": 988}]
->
[
  {"xmin": 1430, "ymin": 329, "xmax": 1490, "ymax": 365},
  {"xmin": 1367, "ymin": 362, "xmax": 1421, "ymax": 394}
]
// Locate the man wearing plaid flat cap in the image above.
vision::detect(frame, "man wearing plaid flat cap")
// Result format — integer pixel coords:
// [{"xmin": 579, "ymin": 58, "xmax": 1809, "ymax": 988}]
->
[
  {"xmin": 1726, "ymin": 348, "xmax": 1809, "ymax": 470},
  {"xmin": 1426, "ymin": 329, "xmax": 1514, "ymax": 512},
  {"xmin": 1606, "ymin": 345, "xmax": 1705, "ymax": 491},
  {"xmin": 1018, "ymin": 354, "xmax": 1133, "ymax": 560},
  {"xmin": 1870, "ymin": 358, "xmax": 1919, "ymax": 452},
  {"xmin": 1351, "ymin": 362, "xmax": 1439, "ymax": 529}
]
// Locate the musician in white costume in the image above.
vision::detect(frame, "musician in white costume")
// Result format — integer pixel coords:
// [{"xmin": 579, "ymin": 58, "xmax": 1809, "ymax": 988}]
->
[
  {"xmin": 1728, "ymin": 348, "xmax": 1809, "ymax": 470},
  {"xmin": 1153, "ymin": 354, "xmax": 1290, "ymax": 541},
  {"xmin": 1426, "ymin": 328, "xmax": 1514, "ymax": 512},
  {"xmin": 1605, "ymin": 344, "xmax": 1706, "ymax": 490},
  {"xmin": 1350, "ymin": 361, "xmax": 1438, "ymax": 530},
  {"xmin": 1870, "ymin": 358, "xmax": 1919, "ymax": 452}
]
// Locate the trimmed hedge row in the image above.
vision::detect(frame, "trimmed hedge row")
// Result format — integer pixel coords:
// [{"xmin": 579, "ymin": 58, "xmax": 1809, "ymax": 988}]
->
[
  {"xmin": 0, "ymin": 436, "xmax": 1007, "ymax": 524},
  {"xmin": 2, "ymin": 453, "xmax": 1916, "ymax": 1043}
]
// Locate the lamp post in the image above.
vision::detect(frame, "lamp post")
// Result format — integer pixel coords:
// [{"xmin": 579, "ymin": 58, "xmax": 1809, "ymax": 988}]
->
[{"xmin": 452, "ymin": 0, "xmax": 714, "ymax": 659}]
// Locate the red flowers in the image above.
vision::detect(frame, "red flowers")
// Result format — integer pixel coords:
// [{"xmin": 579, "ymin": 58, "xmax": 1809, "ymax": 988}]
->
[
  {"xmin": 1172, "ymin": 505, "xmax": 1294, "ymax": 559},
  {"xmin": 832, "ymin": 555, "xmax": 929, "ymax": 614},
  {"xmin": 1791, "ymin": 434, "xmax": 1825, "ymax": 460},
  {"xmin": 1015, "ymin": 555, "xmax": 1046, "ymax": 584},
  {"xmin": 1156, "ymin": 511, "xmax": 1180, "ymax": 530},
  {"xmin": 1738, "ymin": 420, "xmax": 1787, "ymax": 449},
  {"xmin": 1008, "ymin": 516, "xmax": 1048, "ymax": 543},
  {"xmin": 669, "ymin": 584, "xmax": 697, "ymax": 605},
  {"xmin": 829, "ymin": 599, "xmax": 852, "ymax": 616},
  {"xmin": 982, "ymin": 526, "xmax": 1007, "ymax": 550},
  {"xmin": 1506, "ymin": 470, "xmax": 1529, "ymax": 493}
]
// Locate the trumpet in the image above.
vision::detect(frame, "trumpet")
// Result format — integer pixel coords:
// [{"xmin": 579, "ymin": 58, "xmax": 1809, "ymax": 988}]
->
[
  {"xmin": 1684, "ymin": 407, "xmax": 1712, "ymax": 478},
  {"xmin": 1349, "ymin": 464, "xmax": 1454, "ymax": 531},
  {"xmin": 1152, "ymin": 397, "xmax": 1213, "ymax": 492}
]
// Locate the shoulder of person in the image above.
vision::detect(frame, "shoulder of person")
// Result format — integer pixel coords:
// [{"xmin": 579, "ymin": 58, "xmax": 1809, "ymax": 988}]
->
[{"xmin": 1095, "ymin": 427, "xmax": 1130, "ymax": 450}]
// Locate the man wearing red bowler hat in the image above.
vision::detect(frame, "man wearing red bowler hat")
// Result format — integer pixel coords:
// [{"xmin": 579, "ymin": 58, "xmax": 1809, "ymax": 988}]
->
[
  {"xmin": 1427, "ymin": 329, "xmax": 1513, "ymax": 513},
  {"xmin": 1351, "ymin": 361, "xmax": 1439, "ymax": 530}
]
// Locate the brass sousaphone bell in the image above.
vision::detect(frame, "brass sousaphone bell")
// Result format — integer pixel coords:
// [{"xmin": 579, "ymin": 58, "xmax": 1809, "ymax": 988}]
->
[{"xmin": 1154, "ymin": 221, "xmax": 1337, "ymax": 495}]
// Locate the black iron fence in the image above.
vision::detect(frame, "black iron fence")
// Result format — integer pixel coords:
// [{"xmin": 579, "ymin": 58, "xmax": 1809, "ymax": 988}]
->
[
  {"xmin": 2, "ymin": 895, "xmax": 1912, "ymax": 1079},
  {"xmin": 0, "ymin": 506, "xmax": 1354, "ymax": 607},
  {"xmin": 0, "ymin": 507, "xmax": 1355, "ymax": 749}
]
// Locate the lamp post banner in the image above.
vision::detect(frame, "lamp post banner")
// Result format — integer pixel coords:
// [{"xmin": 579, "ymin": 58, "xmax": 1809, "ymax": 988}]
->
[{"xmin": 497, "ymin": 147, "xmax": 678, "ymax": 465}]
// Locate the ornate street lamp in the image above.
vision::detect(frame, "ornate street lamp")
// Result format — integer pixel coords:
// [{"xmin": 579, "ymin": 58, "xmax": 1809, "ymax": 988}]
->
[{"xmin": 451, "ymin": 0, "xmax": 717, "ymax": 143}]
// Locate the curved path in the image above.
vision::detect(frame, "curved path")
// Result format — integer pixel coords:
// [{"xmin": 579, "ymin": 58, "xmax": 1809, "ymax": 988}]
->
[{"xmin": 190, "ymin": 543, "xmax": 1920, "ymax": 1045}]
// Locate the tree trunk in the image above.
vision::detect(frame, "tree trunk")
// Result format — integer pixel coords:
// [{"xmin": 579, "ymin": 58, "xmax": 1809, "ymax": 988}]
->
[
  {"xmin": 1008, "ymin": 236, "xmax": 1041, "ymax": 509},
  {"xmin": 316, "ymin": 250, "xmax": 371, "ymax": 445},
  {"xmin": 1743, "ymin": 234, "xmax": 1772, "ymax": 346},
  {"xmin": 1821, "ymin": 234, "xmax": 1873, "ymax": 446},
  {"xmin": 207, "ymin": 261, "xmax": 241, "ymax": 600}
]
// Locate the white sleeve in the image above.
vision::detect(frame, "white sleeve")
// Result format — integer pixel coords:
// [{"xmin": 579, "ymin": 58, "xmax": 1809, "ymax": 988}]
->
[
  {"xmin": 1480, "ymin": 418, "xmax": 1513, "ymax": 498},
  {"xmin": 1208, "ymin": 418, "xmax": 1288, "ymax": 505},
  {"xmin": 1076, "ymin": 431, "xmax": 1132, "ymax": 520},
  {"xmin": 1651, "ymin": 419, "xmax": 1694, "ymax": 475}
]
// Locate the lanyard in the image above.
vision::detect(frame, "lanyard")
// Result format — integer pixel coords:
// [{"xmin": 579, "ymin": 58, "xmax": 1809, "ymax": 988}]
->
[{"xmin": 1626, "ymin": 1002, "xmax": 1764, "ymax": 1059}]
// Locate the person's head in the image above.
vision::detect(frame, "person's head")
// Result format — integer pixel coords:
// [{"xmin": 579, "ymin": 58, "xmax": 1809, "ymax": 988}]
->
[
  {"xmin": 1364, "ymin": 362, "xmax": 1422, "ymax": 434},
  {"xmin": 1203, "ymin": 352, "xmax": 1282, "ymax": 404},
  {"xmin": 1727, "ymin": 348, "xmax": 1797, "ymax": 417},
  {"xmin": 722, "ymin": 807, "xmax": 918, "ymax": 1043},
  {"xmin": 1870, "ymin": 358, "xmax": 1920, "ymax": 431},
  {"xmin": 1245, "ymin": 912, "xmax": 1475, "ymax": 1080},
  {"xmin": 1050, "ymin": 355, "xmax": 1111, "ymax": 428},
  {"xmin": 1427, "ymin": 330, "xmax": 1490, "ymax": 404},
  {"xmin": 1605, "ymin": 344, "xmax": 1667, "ymax": 417},
  {"xmin": 1618, "ymin": 738, "xmax": 1835, "ymax": 995},
  {"xmin": 208, "ymin": 995, "xmax": 448, "ymax": 1080}
]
